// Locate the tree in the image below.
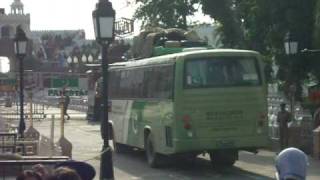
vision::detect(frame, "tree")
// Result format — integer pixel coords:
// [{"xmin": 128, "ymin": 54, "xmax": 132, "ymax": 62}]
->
[
  {"xmin": 133, "ymin": 0, "xmax": 199, "ymax": 29},
  {"xmin": 133, "ymin": 0, "xmax": 317, "ymax": 87},
  {"xmin": 200, "ymin": 0, "xmax": 245, "ymax": 48},
  {"xmin": 200, "ymin": 0, "xmax": 317, "ymax": 100}
]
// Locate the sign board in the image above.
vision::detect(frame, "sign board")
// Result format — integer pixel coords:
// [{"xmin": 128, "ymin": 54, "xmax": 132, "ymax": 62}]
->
[
  {"xmin": 0, "ymin": 78, "xmax": 16, "ymax": 86},
  {"xmin": 51, "ymin": 78, "xmax": 78, "ymax": 88},
  {"xmin": 0, "ymin": 85, "xmax": 15, "ymax": 92},
  {"xmin": 47, "ymin": 89, "xmax": 88, "ymax": 97},
  {"xmin": 0, "ymin": 78, "xmax": 16, "ymax": 92},
  {"xmin": 43, "ymin": 78, "xmax": 88, "ymax": 90},
  {"xmin": 115, "ymin": 18, "xmax": 134, "ymax": 35}
]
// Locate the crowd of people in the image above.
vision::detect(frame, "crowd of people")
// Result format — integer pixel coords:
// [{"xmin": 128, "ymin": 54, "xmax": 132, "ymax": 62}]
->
[
  {"xmin": 15, "ymin": 160, "xmax": 95, "ymax": 180},
  {"xmin": 14, "ymin": 147, "xmax": 309, "ymax": 180}
]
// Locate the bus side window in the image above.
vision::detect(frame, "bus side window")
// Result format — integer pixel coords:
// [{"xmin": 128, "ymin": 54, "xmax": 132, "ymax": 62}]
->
[
  {"xmin": 130, "ymin": 69, "xmax": 144, "ymax": 98},
  {"xmin": 143, "ymin": 68, "xmax": 155, "ymax": 98},
  {"xmin": 160, "ymin": 65, "xmax": 174, "ymax": 99}
]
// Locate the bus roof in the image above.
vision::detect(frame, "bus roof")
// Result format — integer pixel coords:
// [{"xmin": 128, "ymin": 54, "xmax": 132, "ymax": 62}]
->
[{"xmin": 109, "ymin": 49, "xmax": 260, "ymax": 70}]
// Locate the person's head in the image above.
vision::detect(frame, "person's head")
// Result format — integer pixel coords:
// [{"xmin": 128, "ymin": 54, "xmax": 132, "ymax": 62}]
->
[
  {"xmin": 32, "ymin": 164, "xmax": 50, "ymax": 179},
  {"xmin": 275, "ymin": 147, "xmax": 308, "ymax": 180},
  {"xmin": 16, "ymin": 170, "xmax": 42, "ymax": 180},
  {"xmin": 47, "ymin": 167, "xmax": 82, "ymax": 180},
  {"xmin": 55, "ymin": 161, "xmax": 96, "ymax": 180},
  {"xmin": 280, "ymin": 103, "xmax": 286, "ymax": 111}
]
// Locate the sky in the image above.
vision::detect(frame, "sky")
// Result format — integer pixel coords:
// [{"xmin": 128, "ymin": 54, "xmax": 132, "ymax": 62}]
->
[
  {"xmin": 0, "ymin": 0, "xmax": 212, "ymax": 40},
  {"xmin": 0, "ymin": 0, "xmax": 135, "ymax": 40},
  {"xmin": 0, "ymin": 0, "xmax": 212, "ymax": 73}
]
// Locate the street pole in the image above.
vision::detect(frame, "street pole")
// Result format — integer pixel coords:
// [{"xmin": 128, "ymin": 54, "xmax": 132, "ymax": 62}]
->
[
  {"xmin": 14, "ymin": 26, "xmax": 28, "ymax": 139},
  {"xmin": 92, "ymin": 1, "xmax": 115, "ymax": 178},
  {"xmin": 19, "ymin": 57, "xmax": 25, "ymax": 138},
  {"xmin": 100, "ymin": 43, "xmax": 114, "ymax": 180},
  {"xmin": 289, "ymin": 84, "xmax": 296, "ymax": 120}
]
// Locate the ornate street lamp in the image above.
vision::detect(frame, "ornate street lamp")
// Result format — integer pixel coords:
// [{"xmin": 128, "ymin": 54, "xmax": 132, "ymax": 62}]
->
[
  {"xmin": 14, "ymin": 25, "xmax": 28, "ymax": 138},
  {"xmin": 92, "ymin": 0, "xmax": 115, "ymax": 179},
  {"xmin": 284, "ymin": 32, "xmax": 298, "ymax": 55},
  {"xmin": 67, "ymin": 56, "xmax": 74, "ymax": 73},
  {"xmin": 88, "ymin": 54, "xmax": 94, "ymax": 63},
  {"xmin": 67, "ymin": 56, "xmax": 72, "ymax": 64},
  {"xmin": 73, "ymin": 56, "xmax": 79, "ymax": 64},
  {"xmin": 81, "ymin": 54, "xmax": 88, "ymax": 63}
]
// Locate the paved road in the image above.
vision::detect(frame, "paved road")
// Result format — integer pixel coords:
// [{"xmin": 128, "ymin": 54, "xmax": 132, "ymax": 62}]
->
[
  {"xmin": 33, "ymin": 118, "xmax": 320, "ymax": 180},
  {"xmin": 2, "ymin": 106, "xmax": 320, "ymax": 180}
]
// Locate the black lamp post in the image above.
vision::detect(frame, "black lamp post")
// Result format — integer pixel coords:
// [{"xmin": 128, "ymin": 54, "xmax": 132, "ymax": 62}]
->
[
  {"xmin": 284, "ymin": 32, "xmax": 299, "ymax": 55},
  {"xmin": 67, "ymin": 56, "xmax": 79, "ymax": 73},
  {"xmin": 67, "ymin": 56, "xmax": 73, "ymax": 73},
  {"xmin": 92, "ymin": 0, "xmax": 115, "ymax": 179},
  {"xmin": 14, "ymin": 26, "xmax": 28, "ymax": 138},
  {"xmin": 284, "ymin": 32, "xmax": 298, "ymax": 116}
]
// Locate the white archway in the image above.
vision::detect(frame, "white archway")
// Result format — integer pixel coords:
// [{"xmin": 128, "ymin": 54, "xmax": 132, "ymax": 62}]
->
[{"xmin": 0, "ymin": 56, "xmax": 11, "ymax": 73}]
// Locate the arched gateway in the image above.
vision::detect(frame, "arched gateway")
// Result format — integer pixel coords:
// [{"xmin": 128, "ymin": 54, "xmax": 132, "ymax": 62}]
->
[{"xmin": 0, "ymin": 0, "xmax": 31, "ymax": 72}]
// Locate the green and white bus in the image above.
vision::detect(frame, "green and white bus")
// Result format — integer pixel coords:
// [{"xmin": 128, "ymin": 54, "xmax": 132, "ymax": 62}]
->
[{"xmin": 108, "ymin": 49, "xmax": 268, "ymax": 167}]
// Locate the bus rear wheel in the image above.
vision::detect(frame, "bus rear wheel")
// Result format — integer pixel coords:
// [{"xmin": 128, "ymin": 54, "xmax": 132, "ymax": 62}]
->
[
  {"xmin": 145, "ymin": 134, "xmax": 162, "ymax": 168},
  {"xmin": 209, "ymin": 150, "xmax": 238, "ymax": 168}
]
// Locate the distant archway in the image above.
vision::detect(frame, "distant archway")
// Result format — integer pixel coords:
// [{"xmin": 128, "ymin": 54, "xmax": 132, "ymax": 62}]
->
[
  {"xmin": 0, "ymin": 56, "xmax": 11, "ymax": 73},
  {"xmin": 1, "ymin": 25, "xmax": 15, "ymax": 38},
  {"xmin": 1, "ymin": 26, "xmax": 11, "ymax": 38}
]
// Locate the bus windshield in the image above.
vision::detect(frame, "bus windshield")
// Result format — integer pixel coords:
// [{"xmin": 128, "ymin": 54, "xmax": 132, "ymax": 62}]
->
[{"xmin": 185, "ymin": 57, "xmax": 261, "ymax": 88}]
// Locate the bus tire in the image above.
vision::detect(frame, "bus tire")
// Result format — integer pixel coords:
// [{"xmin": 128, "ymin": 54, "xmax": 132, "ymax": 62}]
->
[
  {"xmin": 209, "ymin": 150, "xmax": 237, "ymax": 168},
  {"xmin": 115, "ymin": 143, "xmax": 130, "ymax": 153},
  {"xmin": 145, "ymin": 134, "xmax": 162, "ymax": 168}
]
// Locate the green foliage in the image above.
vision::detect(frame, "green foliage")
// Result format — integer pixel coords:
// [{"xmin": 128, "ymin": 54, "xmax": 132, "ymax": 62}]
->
[
  {"xmin": 133, "ymin": 0, "xmax": 199, "ymax": 29},
  {"xmin": 201, "ymin": 0, "xmax": 244, "ymax": 48},
  {"xmin": 133, "ymin": 0, "xmax": 319, "ymax": 99},
  {"xmin": 200, "ymin": 0, "xmax": 317, "ymax": 100}
]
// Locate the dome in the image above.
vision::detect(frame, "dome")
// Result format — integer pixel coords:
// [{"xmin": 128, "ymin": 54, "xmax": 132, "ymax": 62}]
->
[
  {"xmin": 10, "ymin": 0, "xmax": 24, "ymax": 14},
  {"xmin": 11, "ymin": 0, "xmax": 24, "ymax": 8}
]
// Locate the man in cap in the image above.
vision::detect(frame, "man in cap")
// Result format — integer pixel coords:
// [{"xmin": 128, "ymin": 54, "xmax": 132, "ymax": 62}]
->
[
  {"xmin": 277, "ymin": 103, "xmax": 292, "ymax": 150},
  {"xmin": 275, "ymin": 147, "xmax": 308, "ymax": 180}
]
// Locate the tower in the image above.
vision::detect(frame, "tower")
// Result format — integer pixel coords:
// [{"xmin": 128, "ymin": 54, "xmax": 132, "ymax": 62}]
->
[
  {"xmin": 0, "ymin": 0, "xmax": 31, "ymax": 72},
  {"xmin": 11, "ymin": 0, "xmax": 24, "ymax": 15}
]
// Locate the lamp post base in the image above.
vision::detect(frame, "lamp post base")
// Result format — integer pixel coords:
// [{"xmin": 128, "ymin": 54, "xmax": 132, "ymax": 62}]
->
[{"xmin": 100, "ymin": 144, "xmax": 114, "ymax": 180}]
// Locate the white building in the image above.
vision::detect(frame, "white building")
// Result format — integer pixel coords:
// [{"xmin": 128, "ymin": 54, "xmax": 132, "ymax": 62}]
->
[
  {"xmin": 0, "ymin": 0, "xmax": 31, "ymax": 38},
  {"xmin": 190, "ymin": 23, "xmax": 223, "ymax": 48}
]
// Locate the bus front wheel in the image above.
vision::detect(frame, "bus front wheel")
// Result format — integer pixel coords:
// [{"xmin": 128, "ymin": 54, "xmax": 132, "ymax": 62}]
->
[
  {"xmin": 145, "ymin": 134, "xmax": 162, "ymax": 168},
  {"xmin": 115, "ymin": 143, "xmax": 131, "ymax": 153},
  {"xmin": 209, "ymin": 150, "xmax": 238, "ymax": 167}
]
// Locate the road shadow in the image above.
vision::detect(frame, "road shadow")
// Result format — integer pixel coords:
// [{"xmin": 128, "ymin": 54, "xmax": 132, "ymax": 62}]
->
[
  {"xmin": 113, "ymin": 149, "xmax": 273, "ymax": 180},
  {"xmin": 238, "ymin": 151, "xmax": 275, "ymax": 166}
]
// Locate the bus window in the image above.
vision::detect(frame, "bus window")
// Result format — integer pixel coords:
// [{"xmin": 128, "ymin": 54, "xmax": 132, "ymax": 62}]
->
[{"xmin": 185, "ymin": 57, "xmax": 261, "ymax": 88}]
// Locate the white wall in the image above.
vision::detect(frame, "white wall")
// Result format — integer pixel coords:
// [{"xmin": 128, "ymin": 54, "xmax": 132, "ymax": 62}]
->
[{"xmin": 0, "ymin": 56, "xmax": 10, "ymax": 73}]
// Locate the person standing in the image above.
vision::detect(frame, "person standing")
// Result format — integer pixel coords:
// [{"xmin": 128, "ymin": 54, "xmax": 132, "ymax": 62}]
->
[
  {"xmin": 277, "ymin": 103, "xmax": 292, "ymax": 150},
  {"xmin": 64, "ymin": 94, "xmax": 71, "ymax": 120},
  {"xmin": 312, "ymin": 106, "xmax": 320, "ymax": 129}
]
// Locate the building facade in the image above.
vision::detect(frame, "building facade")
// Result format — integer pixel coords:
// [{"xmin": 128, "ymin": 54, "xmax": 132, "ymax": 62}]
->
[{"xmin": 0, "ymin": 0, "xmax": 31, "ymax": 72}]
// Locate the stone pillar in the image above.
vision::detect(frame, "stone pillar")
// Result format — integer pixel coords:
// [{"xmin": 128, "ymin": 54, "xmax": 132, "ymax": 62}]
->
[
  {"xmin": 58, "ymin": 96, "xmax": 72, "ymax": 158},
  {"xmin": 313, "ymin": 126, "xmax": 320, "ymax": 159}
]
